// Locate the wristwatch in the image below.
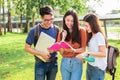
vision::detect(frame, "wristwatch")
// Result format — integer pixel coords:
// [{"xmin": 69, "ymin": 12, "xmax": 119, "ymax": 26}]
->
[{"xmin": 87, "ymin": 52, "xmax": 91, "ymax": 56}]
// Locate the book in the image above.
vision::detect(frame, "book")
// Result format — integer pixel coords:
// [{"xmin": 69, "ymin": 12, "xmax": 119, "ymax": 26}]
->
[
  {"xmin": 80, "ymin": 53, "xmax": 95, "ymax": 62},
  {"xmin": 48, "ymin": 41, "xmax": 95, "ymax": 62},
  {"xmin": 48, "ymin": 41, "xmax": 72, "ymax": 51},
  {"xmin": 35, "ymin": 32, "xmax": 55, "ymax": 62}
]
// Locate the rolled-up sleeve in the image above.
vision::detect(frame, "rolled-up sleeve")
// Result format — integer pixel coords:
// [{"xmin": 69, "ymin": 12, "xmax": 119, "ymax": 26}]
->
[{"xmin": 26, "ymin": 28, "xmax": 34, "ymax": 45}]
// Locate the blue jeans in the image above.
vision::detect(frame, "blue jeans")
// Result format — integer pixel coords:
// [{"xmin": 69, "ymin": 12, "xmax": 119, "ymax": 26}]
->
[
  {"xmin": 35, "ymin": 60, "xmax": 58, "ymax": 80},
  {"xmin": 60, "ymin": 57, "xmax": 83, "ymax": 80},
  {"xmin": 86, "ymin": 63, "xmax": 105, "ymax": 80}
]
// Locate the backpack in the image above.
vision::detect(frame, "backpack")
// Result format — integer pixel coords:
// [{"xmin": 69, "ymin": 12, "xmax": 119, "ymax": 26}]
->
[{"xmin": 106, "ymin": 45, "xmax": 119, "ymax": 80}]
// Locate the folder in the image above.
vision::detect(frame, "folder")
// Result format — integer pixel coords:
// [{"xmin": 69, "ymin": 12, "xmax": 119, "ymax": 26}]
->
[{"xmin": 35, "ymin": 32, "xmax": 55, "ymax": 62}]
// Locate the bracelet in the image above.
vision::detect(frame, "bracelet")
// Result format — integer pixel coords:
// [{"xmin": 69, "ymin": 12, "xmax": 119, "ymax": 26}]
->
[{"xmin": 87, "ymin": 52, "xmax": 91, "ymax": 56}]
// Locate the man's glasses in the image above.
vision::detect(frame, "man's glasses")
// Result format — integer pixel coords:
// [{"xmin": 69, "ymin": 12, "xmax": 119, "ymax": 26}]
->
[{"xmin": 44, "ymin": 18, "xmax": 54, "ymax": 22}]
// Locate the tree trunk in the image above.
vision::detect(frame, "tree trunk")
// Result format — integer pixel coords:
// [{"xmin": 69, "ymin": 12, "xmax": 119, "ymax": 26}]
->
[
  {"xmin": 0, "ymin": 24, "xmax": 2, "ymax": 35},
  {"xmin": 20, "ymin": 14, "xmax": 23, "ymax": 32},
  {"xmin": 32, "ymin": 15, "xmax": 35, "ymax": 27},
  {"xmin": 0, "ymin": 1, "xmax": 2, "ymax": 35},
  {"xmin": 26, "ymin": 20, "xmax": 30, "ymax": 33},
  {"xmin": 7, "ymin": 10, "xmax": 13, "ymax": 32},
  {"xmin": 24, "ymin": 20, "xmax": 29, "ymax": 33},
  {"xmin": 3, "ymin": 0, "xmax": 6, "ymax": 35}
]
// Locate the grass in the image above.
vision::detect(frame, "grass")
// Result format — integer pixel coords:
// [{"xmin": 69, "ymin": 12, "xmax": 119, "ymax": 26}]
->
[
  {"xmin": 0, "ymin": 33, "xmax": 34, "ymax": 80},
  {"xmin": 102, "ymin": 26, "xmax": 120, "ymax": 32},
  {"xmin": 0, "ymin": 33, "xmax": 120, "ymax": 80},
  {"xmin": 106, "ymin": 27, "xmax": 120, "ymax": 32}
]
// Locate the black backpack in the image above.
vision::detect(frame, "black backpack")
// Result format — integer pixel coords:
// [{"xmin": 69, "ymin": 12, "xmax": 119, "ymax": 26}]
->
[{"xmin": 106, "ymin": 45, "xmax": 119, "ymax": 80}]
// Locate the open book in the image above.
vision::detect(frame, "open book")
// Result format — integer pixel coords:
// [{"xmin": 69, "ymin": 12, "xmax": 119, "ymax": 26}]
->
[
  {"xmin": 35, "ymin": 32, "xmax": 55, "ymax": 62},
  {"xmin": 48, "ymin": 41, "xmax": 72, "ymax": 51}
]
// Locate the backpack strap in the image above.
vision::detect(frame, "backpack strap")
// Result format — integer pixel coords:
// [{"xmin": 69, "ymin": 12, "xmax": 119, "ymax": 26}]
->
[
  {"xmin": 111, "ymin": 68, "xmax": 116, "ymax": 80},
  {"xmin": 34, "ymin": 23, "xmax": 41, "ymax": 46},
  {"xmin": 34, "ymin": 23, "xmax": 41, "ymax": 40}
]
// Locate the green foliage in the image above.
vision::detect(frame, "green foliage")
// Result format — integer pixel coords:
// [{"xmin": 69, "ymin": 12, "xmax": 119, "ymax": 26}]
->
[
  {"xmin": 14, "ymin": 0, "xmax": 26, "ymax": 15},
  {"xmin": 14, "ymin": 0, "xmax": 87, "ymax": 19},
  {"xmin": 55, "ymin": 0, "xmax": 87, "ymax": 15},
  {"xmin": 1, "ymin": 0, "xmax": 90, "ymax": 33}
]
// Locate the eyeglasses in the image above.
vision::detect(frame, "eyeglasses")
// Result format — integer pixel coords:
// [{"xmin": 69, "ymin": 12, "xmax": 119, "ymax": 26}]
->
[{"xmin": 44, "ymin": 18, "xmax": 54, "ymax": 22}]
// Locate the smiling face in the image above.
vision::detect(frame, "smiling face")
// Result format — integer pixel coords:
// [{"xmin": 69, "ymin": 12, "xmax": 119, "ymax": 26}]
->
[
  {"xmin": 41, "ymin": 14, "xmax": 54, "ymax": 28},
  {"xmin": 84, "ymin": 21, "xmax": 92, "ymax": 33},
  {"xmin": 65, "ymin": 15, "xmax": 74, "ymax": 29}
]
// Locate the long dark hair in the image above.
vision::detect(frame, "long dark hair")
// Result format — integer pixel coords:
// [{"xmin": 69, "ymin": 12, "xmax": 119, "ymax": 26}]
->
[
  {"xmin": 63, "ymin": 9, "xmax": 81, "ymax": 44},
  {"xmin": 83, "ymin": 13, "xmax": 108, "ymax": 47}
]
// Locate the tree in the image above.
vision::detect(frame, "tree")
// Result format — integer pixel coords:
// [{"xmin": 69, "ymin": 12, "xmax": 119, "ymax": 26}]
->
[
  {"xmin": 2, "ymin": 0, "xmax": 6, "ymax": 35},
  {"xmin": 57, "ymin": 0, "xmax": 87, "ymax": 15},
  {"xmin": 14, "ymin": 0, "xmax": 26, "ymax": 32},
  {"xmin": 0, "ymin": 0, "xmax": 2, "ymax": 35},
  {"xmin": 7, "ymin": 0, "xmax": 91, "ymax": 33},
  {"xmin": 37, "ymin": 0, "xmax": 87, "ymax": 15},
  {"xmin": 7, "ymin": 0, "xmax": 13, "ymax": 32},
  {"xmin": 85, "ymin": 0, "xmax": 103, "ymax": 14},
  {"xmin": 14, "ymin": 0, "xmax": 89, "ymax": 33},
  {"xmin": 0, "ymin": 24, "xmax": 2, "ymax": 35},
  {"xmin": 31, "ymin": 0, "xmax": 39, "ymax": 27},
  {"xmin": 0, "ymin": 0, "xmax": 2, "ymax": 21}
]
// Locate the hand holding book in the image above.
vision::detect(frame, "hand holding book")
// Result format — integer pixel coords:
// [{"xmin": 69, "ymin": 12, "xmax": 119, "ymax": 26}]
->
[
  {"xmin": 76, "ymin": 52, "xmax": 95, "ymax": 62},
  {"xmin": 34, "ymin": 32, "xmax": 55, "ymax": 62},
  {"xmin": 48, "ymin": 30, "xmax": 75, "ymax": 52}
]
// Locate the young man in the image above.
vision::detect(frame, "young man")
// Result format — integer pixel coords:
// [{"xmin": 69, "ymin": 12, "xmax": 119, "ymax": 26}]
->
[{"xmin": 25, "ymin": 6, "xmax": 60, "ymax": 80}]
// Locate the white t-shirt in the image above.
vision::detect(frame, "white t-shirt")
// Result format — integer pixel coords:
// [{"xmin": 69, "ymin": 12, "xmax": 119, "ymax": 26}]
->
[{"xmin": 88, "ymin": 32, "xmax": 107, "ymax": 71}]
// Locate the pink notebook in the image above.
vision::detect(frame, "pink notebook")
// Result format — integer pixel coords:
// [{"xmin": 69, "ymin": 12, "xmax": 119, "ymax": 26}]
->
[{"xmin": 48, "ymin": 41, "xmax": 72, "ymax": 51}]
